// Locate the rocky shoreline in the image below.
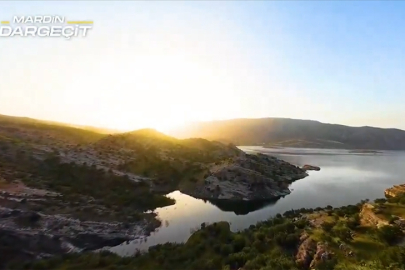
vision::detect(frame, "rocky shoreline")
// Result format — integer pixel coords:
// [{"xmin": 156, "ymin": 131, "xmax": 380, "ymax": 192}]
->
[
  {"xmin": 0, "ymin": 183, "xmax": 161, "ymax": 268},
  {"xmin": 0, "ymin": 206, "xmax": 154, "ymax": 248},
  {"xmin": 181, "ymin": 153, "xmax": 311, "ymax": 201},
  {"xmin": 0, "ymin": 205, "xmax": 159, "ymax": 265}
]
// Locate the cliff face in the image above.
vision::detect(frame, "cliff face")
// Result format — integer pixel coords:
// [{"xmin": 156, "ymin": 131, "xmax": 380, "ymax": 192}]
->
[
  {"xmin": 181, "ymin": 153, "xmax": 309, "ymax": 201},
  {"xmin": 385, "ymin": 184, "xmax": 405, "ymax": 198}
]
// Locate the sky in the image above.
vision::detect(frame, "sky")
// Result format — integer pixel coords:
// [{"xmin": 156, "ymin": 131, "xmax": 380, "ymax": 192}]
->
[{"xmin": 0, "ymin": 1, "xmax": 405, "ymax": 132}]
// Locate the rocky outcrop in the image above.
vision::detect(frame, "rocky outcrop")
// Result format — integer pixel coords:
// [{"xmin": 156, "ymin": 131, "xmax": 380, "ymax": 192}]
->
[
  {"xmin": 309, "ymin": 242, "xmax": 332, "ymax": 269},
  {"xmin": 0, "ymin": 207, "xmax": 149, "ymax": 244},
  {"xmin": 0, "ymin": 227, "xmax": 130, "ymax": 268},
  {"xmin": 385, "ymin": 184, "xmax": 405, "ymax": 198},
  {"xmin": 182, "ymin": 153, "xmax": 308, "ymax": 201},
  {"xmin": 359, "ymin": 203, "xmax": 389, "ymax": 228},
  {"xmin": 302, "ymin": 165, "xmax": 321, "ymax": 171},
  {"xmin": 296, "ymin": 233, "xmax": 333, "ymax": 269},
  {"xmin": 0, "ymin": 228, "xmax": 68, "ymax": 268},
  {"xmin": 296, "ymin": 233, "xmax": 316, "ymax": 268},
  {"xmin": 0, "ymin": 206, "xmax": 153, "ymax": 267}
]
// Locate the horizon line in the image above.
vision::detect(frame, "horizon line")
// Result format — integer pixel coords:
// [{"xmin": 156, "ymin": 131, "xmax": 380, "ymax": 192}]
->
[{"xmin": 0, "ymin": 112, "xmax": 404, "ymax": 133}]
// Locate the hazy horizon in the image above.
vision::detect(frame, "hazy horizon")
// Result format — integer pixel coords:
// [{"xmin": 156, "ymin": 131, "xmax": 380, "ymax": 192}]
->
[
  {"xmin": 3, "ymin": 113, "xmax": 405, "ymax": 135},
  {"xmin": 1, "ymin": 1, "xmax": 405, "ymax": 132}
]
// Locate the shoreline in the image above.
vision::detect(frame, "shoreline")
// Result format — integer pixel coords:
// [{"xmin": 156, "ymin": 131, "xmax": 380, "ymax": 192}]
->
[
  {"xmin": 0, "ymin": 182, "xmax": 163, "ymax": 265},
  {"xmin": 178, "ymin": 153, "xmax": 310, "ymax": 201},
  {"xmin": 180, "ymin": 172, "xmax": 309, "ymax": 201},
  {"xmin": 3, "ymin": 179, "xmax": 404, "ymax": 268},
  {"xmin": 17, "ymin": 183, "xmax": 405, "ymax": 270}
]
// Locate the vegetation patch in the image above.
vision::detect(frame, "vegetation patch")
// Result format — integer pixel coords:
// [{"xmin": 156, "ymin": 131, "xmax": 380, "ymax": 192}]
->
[{"xmin": 7, "ymin": 197, "xmax": 405, "ymax": 270}]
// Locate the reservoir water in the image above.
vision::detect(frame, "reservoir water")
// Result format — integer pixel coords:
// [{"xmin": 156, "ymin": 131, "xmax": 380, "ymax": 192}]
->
[{"xmin": 111, "ymin": 147, "xmax": 405, "ymax": 255}]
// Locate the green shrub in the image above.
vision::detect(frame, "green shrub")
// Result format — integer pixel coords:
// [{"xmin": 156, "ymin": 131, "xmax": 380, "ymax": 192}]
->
[
  {"xmin": 220, "ymin": 244, "xmax": 233, "ymax": 256},
  {"xmin": 378, "ymin": 225, "xmax": 403, "ymax": 245},
  {"xmin": 321, "ymin": 221, "xmax": 335, "ymax": 232},
  {"xmin": 232, "ymin": 235, "xmax": 246, "ymax": 252}
]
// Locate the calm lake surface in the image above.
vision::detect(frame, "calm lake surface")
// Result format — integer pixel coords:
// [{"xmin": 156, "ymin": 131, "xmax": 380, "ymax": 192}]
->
[{"xmin": 111, "ymin": 147, "xmax": 405, "ymax": 255}]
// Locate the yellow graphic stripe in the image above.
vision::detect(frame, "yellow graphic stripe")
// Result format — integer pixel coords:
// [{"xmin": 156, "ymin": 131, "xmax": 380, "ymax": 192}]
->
[
  {"xmin": 1, "ymin": 21, "xmax": 10, "ymax": 24},
  {"xmin": 67, "ymin": 21, "xmax": 93, "ymax": 25}
]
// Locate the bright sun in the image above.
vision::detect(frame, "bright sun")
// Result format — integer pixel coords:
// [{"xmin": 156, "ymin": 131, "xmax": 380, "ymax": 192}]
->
[
  {"xmin": 9, "ymin": 25, "xmax": 248, "ymax": 133},
  {"xmin": 66, "ymin": 51, "xmax": 243, "ymax": 134}
]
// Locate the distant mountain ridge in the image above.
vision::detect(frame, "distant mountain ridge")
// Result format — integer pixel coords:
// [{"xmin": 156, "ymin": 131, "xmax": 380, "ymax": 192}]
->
[
  {"xmin": 169, "ymin": 118, "xmax": 405, "ymax": 150},
  {"xmin": 0, "ymin": 114, "xmax": 122, "ymax": 135}
]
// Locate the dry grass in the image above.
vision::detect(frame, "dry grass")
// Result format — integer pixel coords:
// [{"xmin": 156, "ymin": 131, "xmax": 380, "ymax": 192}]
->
[{"xmin": 306, "ymin": 211, "xmax": 337, "ymax": 228}]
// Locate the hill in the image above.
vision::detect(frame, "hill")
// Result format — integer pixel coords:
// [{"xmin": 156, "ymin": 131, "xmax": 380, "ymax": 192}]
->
[
  {"xmin": 0, "ymin": 114, "xmax": 311, "ymax": 267},
  {"xmin": 91, "ymin": 129, "xmax": 307, "ymax": 200},
  {"xmin": 0, "ymin": 114, "xmax": 105, "ymax": 145},
  {"xmin": 170, "ymin": 118, "xmax": 405, "ymax": 150}
]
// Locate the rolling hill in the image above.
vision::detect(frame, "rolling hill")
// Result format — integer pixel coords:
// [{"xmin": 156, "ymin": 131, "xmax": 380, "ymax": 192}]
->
[{"xmin": 169, "ymin": 118, "xmax": 405, "ymax": 150}]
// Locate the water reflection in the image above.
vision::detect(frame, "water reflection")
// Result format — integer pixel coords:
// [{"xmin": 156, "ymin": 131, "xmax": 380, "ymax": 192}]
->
[
  {"xmin": 111, "ymin": 147, "xmax": 405, "ymax": 256},
  {"xmin": 208, "ymin": 197, "xmax": 280, "ymax": 215}
]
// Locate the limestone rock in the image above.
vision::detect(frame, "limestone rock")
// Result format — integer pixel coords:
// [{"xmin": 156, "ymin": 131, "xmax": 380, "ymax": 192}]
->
[
  {"xmin": 385, "ymin": 184, "xmax": 405, "ymax": 198},
  {"xmin": 359, "ymin": 203, "xmax": 389, "ymax": 228}
]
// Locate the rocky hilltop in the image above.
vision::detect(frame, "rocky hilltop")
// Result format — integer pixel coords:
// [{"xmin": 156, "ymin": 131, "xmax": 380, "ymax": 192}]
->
[
  {"xmin": 182, "ymin": 153, "xmax": 308, "ymax": 200},
  {"xmin": 385, "ymin": 184, "xmax": 405, "ymax": 198}
]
